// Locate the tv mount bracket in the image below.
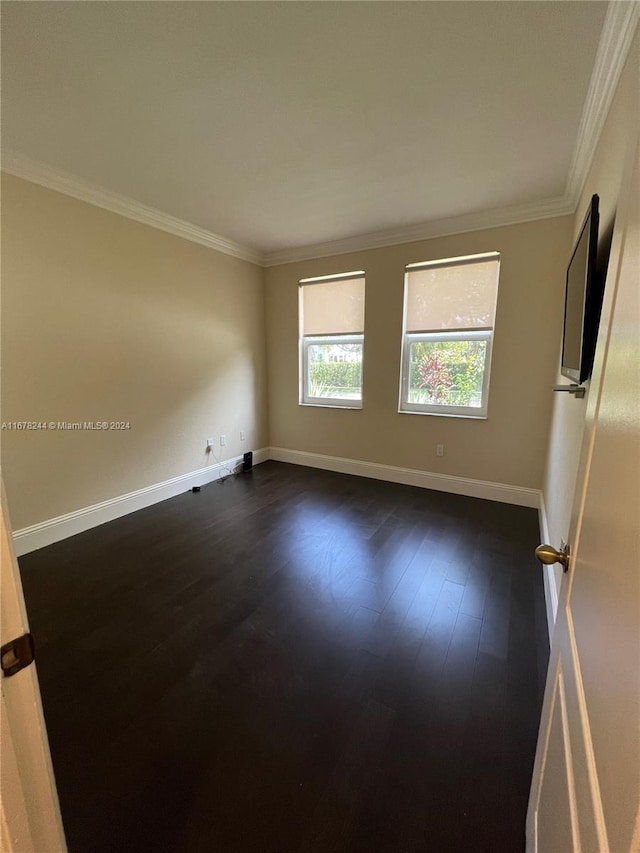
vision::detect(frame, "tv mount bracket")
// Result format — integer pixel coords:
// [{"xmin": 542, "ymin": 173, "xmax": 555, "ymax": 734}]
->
[{"xmin": 553, "ymin": 384, "xmax": 586, "ymax": 398}]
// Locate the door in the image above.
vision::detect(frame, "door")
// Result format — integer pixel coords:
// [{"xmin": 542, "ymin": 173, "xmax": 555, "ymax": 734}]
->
[
  {"xmin": 0, "ymin": 481, "xmax": 67, "ymax": 851},
  {"xmin": 527, "ymin": 135, "xmax": 640, "ymax": 851}
]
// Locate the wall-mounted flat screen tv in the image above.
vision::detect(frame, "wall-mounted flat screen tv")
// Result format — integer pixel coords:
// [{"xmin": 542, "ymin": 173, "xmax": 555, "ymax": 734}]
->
[{"xmin": 561, "ymin": 194, "xmax": 601, "ymax": 384}]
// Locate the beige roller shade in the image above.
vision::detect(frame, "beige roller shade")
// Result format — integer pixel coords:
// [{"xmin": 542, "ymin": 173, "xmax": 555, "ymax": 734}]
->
[
  {"xmin": 301, "ymin": 275, "xmax": 365, "ymax": 336},
  {"xmin": 405, "ymin": 254, "xmax": 500, "ymax": 332}
]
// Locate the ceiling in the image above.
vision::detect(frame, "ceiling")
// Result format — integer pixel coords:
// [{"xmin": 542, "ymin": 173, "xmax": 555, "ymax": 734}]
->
[{"xmin": 1, "ymin": 2, "xmax": 609, "ymax": 260}]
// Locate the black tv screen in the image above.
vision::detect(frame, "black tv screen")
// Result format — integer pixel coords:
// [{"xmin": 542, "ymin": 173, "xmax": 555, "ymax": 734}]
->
[{"xmin": 561, "ymin": 194, "xmax": 600, "ymax": 384}]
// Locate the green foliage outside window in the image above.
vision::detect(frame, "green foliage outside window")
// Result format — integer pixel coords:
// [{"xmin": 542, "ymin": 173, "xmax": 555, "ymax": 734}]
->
[
  {"xmin": 408, "ymin": 340, "xmax": 486, "ymax": 407},
  {"xmin": 309, "ymin": 361, "xmax": 362, "ymax": 397}
]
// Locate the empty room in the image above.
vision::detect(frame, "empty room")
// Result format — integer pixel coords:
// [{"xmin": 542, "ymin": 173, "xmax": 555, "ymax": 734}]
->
[{"xmin": 1, "ymin": 2, "xmax": 639, "ymax": 852}]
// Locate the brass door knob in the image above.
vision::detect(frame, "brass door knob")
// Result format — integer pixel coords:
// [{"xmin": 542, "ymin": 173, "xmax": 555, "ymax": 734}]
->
[{"xmin": 536, "ymin": 543, "xmax": 570, "ymax": 572}]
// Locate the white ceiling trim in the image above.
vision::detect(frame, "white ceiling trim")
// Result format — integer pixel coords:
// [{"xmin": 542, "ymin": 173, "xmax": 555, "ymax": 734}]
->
[
  {"xmin": 1, "ymin": 3, "xmax": 635, "ymax": 270},
  {"xmin": 0, "ymin": 150, "xmax": 264, "ymax": 266},
  {"xmin": 565, "ymin": 1, "xmax": 640, "ymax": 208},
  {"xmin": 265, "ymin": 1, "xmax": 638, "ymax": 267},
  {"xmin": 262, "ymin": 196, "xmax": 574, "ymax": 267},
  {"xmin": 0, "ymin": 150, "xmax": 574, "ymax": 268}
]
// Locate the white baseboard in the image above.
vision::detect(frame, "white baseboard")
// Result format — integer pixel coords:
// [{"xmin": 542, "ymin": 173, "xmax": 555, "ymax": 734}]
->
[
  {"xmin": 13, "ymin": 447, "xmax": 547, "ymax": 574},
  {"xmin": 12, "ymin": 448, "xmax": 269, "ymax": 556},
  {"xmin": 269, "ymin": 446, "xmax": 541, "ymax": 508},
  {"xmin": 538, "ymin": 491, "xmax": 560, "ymax": 643}
]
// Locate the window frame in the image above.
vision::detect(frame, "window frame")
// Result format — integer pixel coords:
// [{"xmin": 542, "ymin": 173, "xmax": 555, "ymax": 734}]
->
[
  {"xmin": 398, "ymin": 252, "xmax": 500, "ymax": 419},
  {"xmin": 399, "ymin": 329, "xmax": 493, "ymax": 418},
  {"xmin": 300, "ymin": 333, "xmax": 364, "ymax": 409},
  {"xmin": 298, "ymin": 270, "xmax": 366, "ymax": 410}
]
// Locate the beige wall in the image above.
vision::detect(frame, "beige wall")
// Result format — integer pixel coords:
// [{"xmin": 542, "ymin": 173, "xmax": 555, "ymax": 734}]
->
[
  {"xmin": 1, "ymin": 174, "xmax": 268, "ymax": 530},
  {"xmin": 542, "ymin": 29, "xmax": 639, "ymax": 583},
  {"xmin": 266, "ymin": 215, "xmax": 573, "ymax": 490},
  {"xmin": 6, "ymin": 26, "xmax": 635, "ymax": 536}
]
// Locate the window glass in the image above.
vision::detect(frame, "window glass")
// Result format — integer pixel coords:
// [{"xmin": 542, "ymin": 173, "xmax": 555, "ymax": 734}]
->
[
  {"xmin": 399, "ymin": 254, "xmax": 500, "ymax": 418},
  {"xmin": 299, "ymin": 273, "xmax": 365, "ymax": 408}
]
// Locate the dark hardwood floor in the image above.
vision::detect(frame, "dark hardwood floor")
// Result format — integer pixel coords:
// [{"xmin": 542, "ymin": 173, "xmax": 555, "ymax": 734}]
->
[{"xmin": 19, "ymin": 461, "xmax": 549, "ymax": 853}]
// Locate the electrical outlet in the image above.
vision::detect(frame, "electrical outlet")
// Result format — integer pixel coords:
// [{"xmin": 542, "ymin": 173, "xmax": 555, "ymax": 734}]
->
[
  {"xmin": 436, "ymin": 444, "xmax": 445, "ymax": 457},
  {"xmin": 219, "ymin": 435, "xmax": 226, "ymax": 447},
  {"xmin": 206, "ymin": 438, "xmax": 215, "ymax": 451},
  {"xmin": 240, "ymin": 430, "xmax": 245, "ymax": 442}
]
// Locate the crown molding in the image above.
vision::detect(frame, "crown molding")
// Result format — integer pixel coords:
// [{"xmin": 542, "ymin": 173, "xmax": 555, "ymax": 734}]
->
[
  {"xmin": 2, "ymin": 148, "xmax": 572, "ymax": 269},
  {"xmin": 263, "ymin": 195, "xmax": 574, "ymax": 267},
  {"xmin": 565, "ymin": 1, "xmax": 640, "ymax": 208},
  {"xmin": 1, "ymin": 151, "xmax": 265, "ymax": 266},
  {"xmin": 0, "ymin": 150, "xmax": 573, "ymax": 270},
  {"xmin": 264, "ymin": 2, "xmax": 638, "ymax": 268},
  {"xmin": 3, "ymin": 5, "xmax": 635, "ymax": 271}
]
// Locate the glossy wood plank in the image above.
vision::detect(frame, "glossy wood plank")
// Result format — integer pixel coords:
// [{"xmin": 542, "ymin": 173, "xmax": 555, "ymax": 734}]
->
[{"xmin": 19, "ymin": 461, "xmax": 549, "ymax": 852}]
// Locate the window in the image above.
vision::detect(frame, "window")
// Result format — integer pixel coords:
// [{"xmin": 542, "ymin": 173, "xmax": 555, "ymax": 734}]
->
[
  {"xmin": 299, "ymin": 271, "xmax": 365, "ymax": 408},
  {"xmin": 399, "ymin": 252, "xmax": 500, "ymax": 418}
]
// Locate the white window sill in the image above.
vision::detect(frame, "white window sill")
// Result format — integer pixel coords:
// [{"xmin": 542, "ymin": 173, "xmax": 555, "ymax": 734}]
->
[
  {"xmin": 398, "ymin": 408, "xmax": 487, "ymax": 420},
  {"xmin": 300, "ymin": 401, "xmax": 362, "ymax": 410}
]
